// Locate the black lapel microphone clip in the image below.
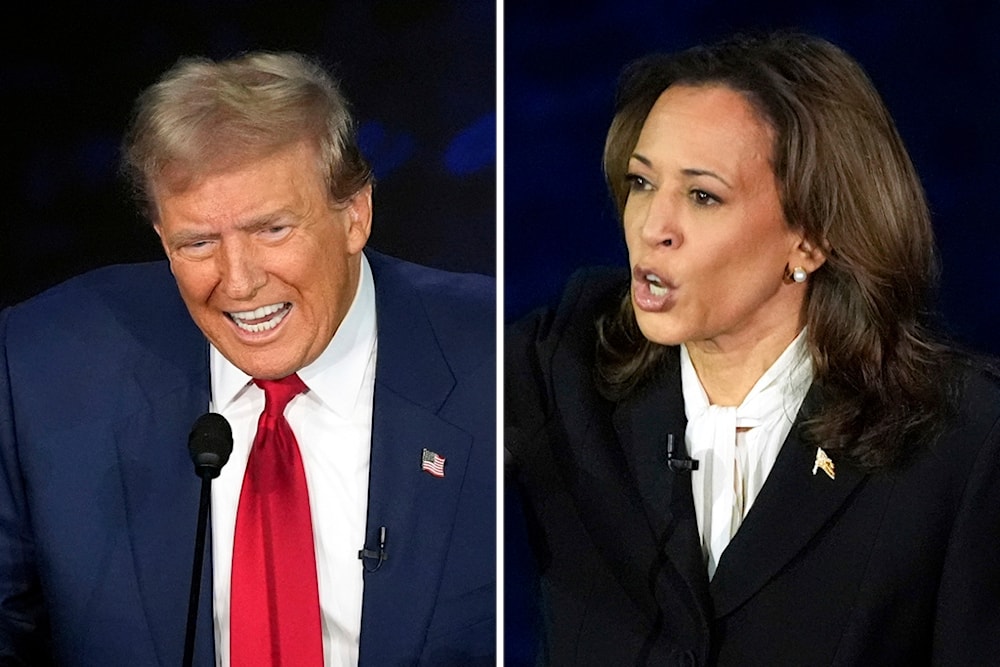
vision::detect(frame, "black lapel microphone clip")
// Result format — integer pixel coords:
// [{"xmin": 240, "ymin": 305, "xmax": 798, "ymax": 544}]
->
[
  {"xmin": 358, "ymin": 525, "xmax": 388, "ymax": 572},
  {"xmin": 666, "ymin": 433, "xmax": 699, "ymax": 472}
]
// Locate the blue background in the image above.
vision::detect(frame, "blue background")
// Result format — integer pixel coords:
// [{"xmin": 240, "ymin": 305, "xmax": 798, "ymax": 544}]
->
[
  {"xmin": 504, "ymin": 1, "xmax": 1000, "ymax": 663},
  {"xmin": 3, "ymin": 1, "xmax": 495, "ymax": 310}
]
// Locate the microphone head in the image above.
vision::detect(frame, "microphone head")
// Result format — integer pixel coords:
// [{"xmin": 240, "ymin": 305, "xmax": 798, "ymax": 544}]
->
[{"xmin": 188, "ymin": 412, "xmax": 233, "ymax": 479}]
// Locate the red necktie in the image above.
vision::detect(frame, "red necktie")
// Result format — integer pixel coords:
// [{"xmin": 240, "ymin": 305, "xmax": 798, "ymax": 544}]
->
[{"xmin": 230, "ymin": 374, "xmax": 323, "ymax": 666}]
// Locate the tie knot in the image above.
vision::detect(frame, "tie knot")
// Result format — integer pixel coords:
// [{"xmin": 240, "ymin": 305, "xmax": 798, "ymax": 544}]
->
[{"xmin": 254, "ymin": 374, "xmax": 308, "ymax": 416}]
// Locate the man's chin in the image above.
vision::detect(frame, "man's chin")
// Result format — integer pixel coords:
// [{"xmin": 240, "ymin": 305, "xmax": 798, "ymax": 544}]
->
[
  {"xmin": 230, "ymin": 356, "xmax": 301, "ymax": 381},
  {"xmin": 212, "ymin": 337, "xmax": 303, "ymax": 380}
]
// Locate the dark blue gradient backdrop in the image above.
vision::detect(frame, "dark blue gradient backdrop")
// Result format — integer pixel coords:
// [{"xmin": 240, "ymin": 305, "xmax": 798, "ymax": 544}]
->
[
  {"xmin": 504, "ymin": 1, "xmax": 1000, "ymax": 663},
  {"xmin": 3, "ymin": 1, "xmax": 495, "ymax": 310}
]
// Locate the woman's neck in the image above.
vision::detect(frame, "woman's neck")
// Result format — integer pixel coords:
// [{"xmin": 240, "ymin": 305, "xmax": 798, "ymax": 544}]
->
[{"xmin": 685, "ymin": 326, "xmax": 804, "ymax": 406}]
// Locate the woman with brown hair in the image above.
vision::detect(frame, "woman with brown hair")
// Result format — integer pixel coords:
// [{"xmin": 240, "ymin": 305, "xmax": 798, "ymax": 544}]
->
[{"xmin": 506, "ymin": 31, "xmax": 1000, "ymax": 665}]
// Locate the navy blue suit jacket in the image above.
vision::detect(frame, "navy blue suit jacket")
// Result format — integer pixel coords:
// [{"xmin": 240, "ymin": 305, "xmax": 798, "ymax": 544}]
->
[{"xmin": 0, "ymin": 250, "xmax": 496, "ymax": 666}]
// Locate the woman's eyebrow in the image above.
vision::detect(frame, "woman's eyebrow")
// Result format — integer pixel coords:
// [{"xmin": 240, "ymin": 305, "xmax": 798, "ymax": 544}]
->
[
  {"xmin": 630, "ymin": 153, "xmax": 732, "ymax": 188},
  {"xmin": 681, "ymin": 168, "xmax": 732, "ymax": 188}
]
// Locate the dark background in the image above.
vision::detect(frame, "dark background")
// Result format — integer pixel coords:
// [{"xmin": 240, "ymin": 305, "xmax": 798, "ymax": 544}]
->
[
  {"xmin": 3, "ymin": 1, "xmax": 495, "ymax": 310},
  {"xmin": 504, "ymin": 1, "xmax": 1000, "ymax": 663}
]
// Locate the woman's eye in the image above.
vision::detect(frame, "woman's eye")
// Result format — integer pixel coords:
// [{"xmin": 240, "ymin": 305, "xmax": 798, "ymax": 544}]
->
[
  {"xmin": 690, "ymin": 189, "xmax": 720, "ymax": 206},
  {"xmin": 625, "ymin": 173, "xmax": 652, "ymax": 191}
]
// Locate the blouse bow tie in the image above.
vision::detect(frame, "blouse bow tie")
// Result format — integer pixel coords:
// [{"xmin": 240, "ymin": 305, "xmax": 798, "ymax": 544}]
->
[{"xmin": 681, "ymin": 333, "xmax": 814, "ymax": 579}]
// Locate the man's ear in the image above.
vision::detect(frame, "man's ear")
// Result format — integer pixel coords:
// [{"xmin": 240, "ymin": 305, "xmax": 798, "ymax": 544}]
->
[{"xmin": 344, "ymin": 183, "xmax": 373, "ymax": 255}]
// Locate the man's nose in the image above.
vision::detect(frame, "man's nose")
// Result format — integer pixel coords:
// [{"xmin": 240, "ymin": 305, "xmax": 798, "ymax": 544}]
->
[{"xmin": 218, "ymin": 240, "xmax": 266, "ymax": 300}]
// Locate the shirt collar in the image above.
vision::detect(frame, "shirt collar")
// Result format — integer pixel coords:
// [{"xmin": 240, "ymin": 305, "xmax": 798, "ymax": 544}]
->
[{"xmin": 210, "ymin": 253, "xmax": 377, "ymax": 417}]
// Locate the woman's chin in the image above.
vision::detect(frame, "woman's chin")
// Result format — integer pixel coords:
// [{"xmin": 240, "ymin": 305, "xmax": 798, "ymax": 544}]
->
[{"xmin": 633, "ymin": 313, "xmax": 685, "ymax": 347}]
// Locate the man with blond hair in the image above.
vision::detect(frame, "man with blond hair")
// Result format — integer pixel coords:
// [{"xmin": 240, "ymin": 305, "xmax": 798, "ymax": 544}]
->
[{"xmin": 0, "ymin": 51, "xmax": 494, "ymax": 666}]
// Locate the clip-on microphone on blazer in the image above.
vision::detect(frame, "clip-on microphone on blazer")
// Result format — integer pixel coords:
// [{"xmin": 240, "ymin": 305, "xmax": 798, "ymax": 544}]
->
[{"xmin": 666, "ymin": 433, "xmax": 699, "ymax": 472}]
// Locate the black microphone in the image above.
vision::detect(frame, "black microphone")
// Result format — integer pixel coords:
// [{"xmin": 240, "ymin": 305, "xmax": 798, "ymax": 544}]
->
[
  {"xmin": 183, "ymin": 413, "xmax": 233, "ymax": 667},
  {"xmin": 666, "ymin": 433, "xmax": 699, "ymax": 472},
  {"xmin": 358, "ymin": 525, "xmax": 388, "ymax": 572},
  {"xmin": 188, "ymin": 412, "xmax": 233, "ymax": 479}
]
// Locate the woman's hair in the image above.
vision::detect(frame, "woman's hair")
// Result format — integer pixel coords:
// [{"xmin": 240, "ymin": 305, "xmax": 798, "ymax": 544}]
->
[
  {"xmin": 121, "ymin": 51, "xmax": 373, "ymax": 222},
  {"xmin": 597, "ymin": 31, "xmax": 959, "ymax": 470}
]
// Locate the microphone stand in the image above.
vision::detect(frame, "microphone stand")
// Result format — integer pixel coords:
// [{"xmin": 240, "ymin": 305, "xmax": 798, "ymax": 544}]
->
[
  {"xmin": 183, "ymin": 412, "xmax": 232, "ymax": 667},
  {"xmin": 183, "ymin": 476, "xmax": 213, "ymax": 667}
]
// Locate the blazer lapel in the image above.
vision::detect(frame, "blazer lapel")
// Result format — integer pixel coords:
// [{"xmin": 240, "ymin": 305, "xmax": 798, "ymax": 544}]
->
[
  {"xmin": 709, "ymin": 389, "xmax": 867, "ymax": 618},
  {"xmin": 610, "ymin": 352, "xmax": 711, "ymax": 633},
  {"xmin": 358, "ymin": 254, "xmax": 474, "ymax": 663}
]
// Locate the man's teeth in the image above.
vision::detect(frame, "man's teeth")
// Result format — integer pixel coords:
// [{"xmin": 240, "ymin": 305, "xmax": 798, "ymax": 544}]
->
[
  {"xmin": 229, "ymin": 303, "xmax": 290, "ymax": 333},
  {"xmin": 230, "ymin": 303, "xmax": 285, "ymax": 320},
  {"xmin": 646, "ymin": 274, "xmax": 670, "ymax": 297}
]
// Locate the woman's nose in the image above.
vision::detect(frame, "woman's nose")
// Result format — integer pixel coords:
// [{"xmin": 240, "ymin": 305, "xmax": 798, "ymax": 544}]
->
[{"xmin": 637, "ymin": 192, "xmax": 682, "ymax": 248}]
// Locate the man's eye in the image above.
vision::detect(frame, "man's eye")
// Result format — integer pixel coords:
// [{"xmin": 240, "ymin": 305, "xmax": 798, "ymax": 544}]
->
[
  {"xmin": 182, "ymin": 239, "xmax": 213, "ymax": 251},
  {"xmin": 261, "ymin": 226, "xmax": 291, "ymax": 239}
]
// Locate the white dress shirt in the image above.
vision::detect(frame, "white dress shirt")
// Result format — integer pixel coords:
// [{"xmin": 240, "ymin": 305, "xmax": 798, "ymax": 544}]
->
[
  {"xmin": 209, "ymin": 255, "xmax": 377, "ymax": 667},
  {"xmin": 682, "ymin": 329, "xmax": 813, "ymax": 580}
]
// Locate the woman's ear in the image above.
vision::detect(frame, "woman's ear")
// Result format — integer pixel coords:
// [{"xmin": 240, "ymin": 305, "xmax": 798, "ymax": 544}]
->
[{"xmin": 793, "ymin": 237, "xmax": 827, "ymax": 273}]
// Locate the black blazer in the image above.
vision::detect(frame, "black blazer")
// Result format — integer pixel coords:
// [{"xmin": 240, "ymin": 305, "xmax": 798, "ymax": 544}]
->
[{"xmin": 505, "ymin": 267, "xmax": 1000, "ymax": 666}]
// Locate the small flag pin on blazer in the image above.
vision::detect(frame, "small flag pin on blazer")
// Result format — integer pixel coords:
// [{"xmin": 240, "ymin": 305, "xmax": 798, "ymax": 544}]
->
[
  {"xmin": 813, "ymin": 447, "xmax": 835, "ymax": 480},
  {"xmin": 421, "ymin": 448, "xmax": 446, "ymax": 478}
]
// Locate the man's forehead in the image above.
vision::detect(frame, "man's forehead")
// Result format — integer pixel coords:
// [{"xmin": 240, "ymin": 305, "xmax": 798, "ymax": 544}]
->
[{"xmin": 153, "ymin": 139, "xmax": 322, "ymax": 197}]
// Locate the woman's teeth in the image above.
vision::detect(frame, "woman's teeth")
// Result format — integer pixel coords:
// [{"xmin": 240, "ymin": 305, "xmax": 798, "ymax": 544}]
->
[{"xmin": 646, "ymin": 274, "xmax": 669, "ymax": 297}]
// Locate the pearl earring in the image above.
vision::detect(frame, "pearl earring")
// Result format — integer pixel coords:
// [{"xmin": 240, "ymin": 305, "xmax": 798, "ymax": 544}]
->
[{"xmin": 792, "ymin": 266, "xmax": 808, "ymax": 283}]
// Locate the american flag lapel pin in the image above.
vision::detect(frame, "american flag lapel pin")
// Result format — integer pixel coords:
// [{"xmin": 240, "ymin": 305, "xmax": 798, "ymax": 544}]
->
[
  {"xmin": 421, "ymin": 448, "xmax": 446, "ymax": 478},
  {"xmin": 812, "ymin": 447, "xmax": 835, "ymax": 480}
]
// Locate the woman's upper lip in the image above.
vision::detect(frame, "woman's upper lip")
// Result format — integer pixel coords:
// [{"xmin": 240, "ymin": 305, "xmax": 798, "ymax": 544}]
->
[{"xmin": 632, "ymin": 265, "xmax": 677, "ymax": 288}]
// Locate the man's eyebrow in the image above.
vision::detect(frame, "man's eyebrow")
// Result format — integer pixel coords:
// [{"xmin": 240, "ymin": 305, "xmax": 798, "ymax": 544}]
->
[
  {"xmin": 165, "ymin": 229, "xmax": 218, "ymax": 246},
  {"xmin": 164, "ymin": 212, "xmax": 294, "ymax": 246},
  {"xmin": 236, "ymin": 212, "xmax": 288, "ymax": 232}
]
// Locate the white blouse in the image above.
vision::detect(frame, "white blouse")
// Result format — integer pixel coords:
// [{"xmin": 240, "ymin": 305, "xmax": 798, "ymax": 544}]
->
[{"xmin": 681, "ymin": 329, "xmax": 813, "ymax": 580}]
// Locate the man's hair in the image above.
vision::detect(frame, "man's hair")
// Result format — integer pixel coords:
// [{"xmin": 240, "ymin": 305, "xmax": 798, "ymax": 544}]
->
[
  {"xmin": 121, "ymin": 51, "xmax": 372, "ymax": 222},
  {"xmin": 597, "ymin": 31, "xmax": 959, "ymax": 470}
]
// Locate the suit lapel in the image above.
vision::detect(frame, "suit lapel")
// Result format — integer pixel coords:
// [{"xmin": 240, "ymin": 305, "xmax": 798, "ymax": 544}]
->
[
  {"xmin": 709, "ymin": 389, "xmax": 867, "ymax": 617},
  {"xmin": 358, "ymin": 253, "xmax": 472, "ymax": 663},
  {"xmin": 115, "ymin": 379, "xmax": 215, "ymax": 665},
  {"xmin": 110, "ymin": 270, "xmax": 216, "ymax": 666},
  {"xmin": 360, "ymin": 391, "xmax": 472, "ymax": 660},
  {"xmin": 610, "ymin": 351, "xmax": 711, "ymax": 631}
]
